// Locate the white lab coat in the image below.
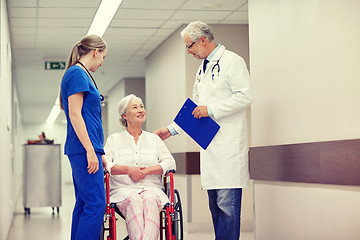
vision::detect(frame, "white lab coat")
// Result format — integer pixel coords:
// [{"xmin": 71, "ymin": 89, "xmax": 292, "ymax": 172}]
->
[{"xmin": 172, "ymin": 45, "xmax": 252, "ymax": 189}]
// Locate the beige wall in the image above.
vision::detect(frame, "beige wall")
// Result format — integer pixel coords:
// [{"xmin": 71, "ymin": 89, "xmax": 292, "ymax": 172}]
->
[
  {"xmin": 0, "ymin": 0, "xmax": 15, "ymax": 238},
  {"xmin": 107, "ymin": 80, "xmax": 126, "ymax": 136},
  {"xmin": 250, "ymin": 0, "xmax": 360, "ymax": 147},
  {"xmin": 249, "ymin": 0, "xmax": 360, "ymax": 239},
  {"xmin": 254, "ymin": 181, "xmax": 360, "ymax": 240},
  {"xmin": 11, "ymin": 87, "xmax": 24, "ymax": 217},
  {"xmin": 146, "ymin": 27, "xmax": 189, "ymax": 152}
]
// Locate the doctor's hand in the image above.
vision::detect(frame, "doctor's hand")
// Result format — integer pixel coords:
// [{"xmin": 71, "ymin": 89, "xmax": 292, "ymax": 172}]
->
[
  {"xmin": 87, "ymin": 150, "xmax": 99, "ymax": 174},
  {"xmin": 193, "ymin": 105, "xmax": 209, "ymax": 119},
  {"xmin": 153, "ymin": 127, "xmax": 171, "ymax": 141}
]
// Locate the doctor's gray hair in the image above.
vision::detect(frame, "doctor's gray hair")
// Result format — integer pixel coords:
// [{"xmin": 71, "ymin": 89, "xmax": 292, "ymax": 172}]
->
[
  {"xmin": 118, "ymin": 94, "xmax": 143, "ymax": 127},
  {"xmin": 180, "ymin": 21, "xmax": 214, "ymax": 42}
]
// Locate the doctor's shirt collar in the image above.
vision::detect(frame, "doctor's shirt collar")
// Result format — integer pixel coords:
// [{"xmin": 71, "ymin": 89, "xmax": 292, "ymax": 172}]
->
[{"xmin": 206, "ymin": 44, "xmax": 222, "ymax": 62}]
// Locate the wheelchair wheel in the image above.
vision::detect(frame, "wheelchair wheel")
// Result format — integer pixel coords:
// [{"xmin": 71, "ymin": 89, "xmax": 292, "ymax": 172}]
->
[
  {"xmin": 173, "ymin": 189, "xmax": 184, "ymax": 240},
  {"xmin": 165, "ymin": 189, "xmax": 183, "ymax": 240}
]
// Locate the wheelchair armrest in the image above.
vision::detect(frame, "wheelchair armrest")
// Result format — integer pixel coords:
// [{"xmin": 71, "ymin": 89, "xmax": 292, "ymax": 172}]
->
[
  {"xmin": 111, "ymin": 203, "xmax": 125, "ymax": 219},
  {"xmin": 165, "ymin": 169, "xmax": 176, "ymax": 175}
]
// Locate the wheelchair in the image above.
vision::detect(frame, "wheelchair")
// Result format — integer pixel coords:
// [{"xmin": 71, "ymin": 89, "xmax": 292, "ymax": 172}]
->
[{"xmin": 101, "ymin": 170, "xmax": 183, "ymax": 240}]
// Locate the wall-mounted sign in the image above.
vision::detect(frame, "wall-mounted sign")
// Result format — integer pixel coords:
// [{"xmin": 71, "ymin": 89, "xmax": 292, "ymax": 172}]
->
[{"xmin": 45, "ymin": 61, "xmax": 66, "ymax": 70}]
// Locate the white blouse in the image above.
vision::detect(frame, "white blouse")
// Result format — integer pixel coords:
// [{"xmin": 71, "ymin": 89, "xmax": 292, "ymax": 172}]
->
[{"xmin": 103, "ymin": 130, "xmax": 176, "ymax": 205}]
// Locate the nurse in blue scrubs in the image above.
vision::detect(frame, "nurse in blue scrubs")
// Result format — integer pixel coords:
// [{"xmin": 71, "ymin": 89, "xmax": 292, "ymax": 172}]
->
[{"xmin": 59, "ymin": 35, "xmax": 108, "ymax": 240}]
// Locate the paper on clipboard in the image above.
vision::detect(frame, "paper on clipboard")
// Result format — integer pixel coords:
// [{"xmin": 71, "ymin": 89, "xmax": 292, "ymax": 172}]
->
[{"xmin": 174, "ymin": 98, "xmax": 220, "ymax": 150}]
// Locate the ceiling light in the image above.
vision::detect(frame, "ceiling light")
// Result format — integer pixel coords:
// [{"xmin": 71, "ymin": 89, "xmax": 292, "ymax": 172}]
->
[
  {"xmin": 87, "ymin": 0, "xmax": 123, "ymax": 37},
  {"xmin": 46, "ymin": 97, "xmax": 61, "ymax": 124}
]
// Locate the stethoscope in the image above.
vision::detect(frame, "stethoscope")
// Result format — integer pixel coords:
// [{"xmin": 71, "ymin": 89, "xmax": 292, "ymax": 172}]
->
[
  {"xmin": 197, "ymin": 58, "xmax": 222, "ymax": 82},
  {"xmin": 211, "ymin": 60, "xmax": 220, "ymax": 81},
  {"xmin": 76, "ymin": 61, "xmax": 105, "ymax": 107}
]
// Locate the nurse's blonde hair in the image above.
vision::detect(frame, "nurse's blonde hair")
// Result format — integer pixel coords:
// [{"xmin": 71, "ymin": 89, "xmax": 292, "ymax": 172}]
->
[{"xmin": 59, "ymin": 35, "xmax": 107, "ymax": 110}]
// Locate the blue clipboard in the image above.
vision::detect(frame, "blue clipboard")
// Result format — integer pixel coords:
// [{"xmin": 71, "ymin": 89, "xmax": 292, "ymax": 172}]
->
[{"xmin": 174, "ymin": 98, "xmax": 220, "ymax": 150}]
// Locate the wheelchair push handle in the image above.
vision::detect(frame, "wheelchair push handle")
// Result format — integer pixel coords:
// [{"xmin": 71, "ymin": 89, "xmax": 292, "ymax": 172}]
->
[{"xmin": 165, "ymin": 169, "xmax": 176, "ymax": 175}]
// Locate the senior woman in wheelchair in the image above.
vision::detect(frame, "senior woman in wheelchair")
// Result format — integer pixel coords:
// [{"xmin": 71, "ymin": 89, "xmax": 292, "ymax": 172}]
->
[{"xmin": 104, "ymin": 94, "xmax": 176, "ymax": 240}]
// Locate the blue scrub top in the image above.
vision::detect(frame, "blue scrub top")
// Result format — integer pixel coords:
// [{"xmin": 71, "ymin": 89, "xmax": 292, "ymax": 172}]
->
[{"xmin": 61, "ymin": 65, "xmax": 105, "ymax": 155}]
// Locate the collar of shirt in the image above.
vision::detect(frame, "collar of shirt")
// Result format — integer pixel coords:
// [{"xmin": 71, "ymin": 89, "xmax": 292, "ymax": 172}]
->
[
  {"xmin": 125, "ymin": 129, "xmax": 143, "ymax": 145},
  {"xmin": 206, "ymin": 44, "xmax": 222, "ymax": 61}
]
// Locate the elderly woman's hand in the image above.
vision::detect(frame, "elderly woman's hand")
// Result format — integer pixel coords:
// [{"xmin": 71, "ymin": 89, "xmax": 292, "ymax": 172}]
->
[{"xmin": 127, "ymin": 166, "xmax": 146, "ymax": 182}]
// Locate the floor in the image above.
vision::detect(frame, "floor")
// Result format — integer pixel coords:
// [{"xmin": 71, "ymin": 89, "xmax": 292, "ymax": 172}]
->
[{"xmin": 7, "ymin": 183, "xmax": 254, "ymax": 240}]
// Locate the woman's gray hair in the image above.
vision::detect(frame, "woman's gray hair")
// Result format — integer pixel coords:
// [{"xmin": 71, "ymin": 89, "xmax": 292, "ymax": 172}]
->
[
  {"xmin": 118, "ymin": 94, "xmax": 143, "ymax": 127},
  {"xmin": 180, "ymin": 21, "xmax": 214, "ymax": 42}
]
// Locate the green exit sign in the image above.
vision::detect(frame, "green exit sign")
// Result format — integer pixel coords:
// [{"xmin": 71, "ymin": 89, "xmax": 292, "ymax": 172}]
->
[{"xmin": 45, "ymin": 61, "xmax": 66, "ymax": 70}]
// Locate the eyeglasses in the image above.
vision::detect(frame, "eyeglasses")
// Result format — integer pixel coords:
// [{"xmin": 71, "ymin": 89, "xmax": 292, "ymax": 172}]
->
[{"xmin": 186, "ymin": 41, "xmax": 196, "ymax": 50}]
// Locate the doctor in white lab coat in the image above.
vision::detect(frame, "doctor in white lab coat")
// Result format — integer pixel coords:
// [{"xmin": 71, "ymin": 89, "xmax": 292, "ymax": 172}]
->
[{"xmin": 154, "ymin": 21, "xmax": 252, "ymax": 240}]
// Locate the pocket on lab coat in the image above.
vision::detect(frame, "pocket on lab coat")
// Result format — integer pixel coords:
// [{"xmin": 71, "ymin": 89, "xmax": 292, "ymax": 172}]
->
[{"xmin": 212, "ymin": 123, "xmax": 240, "ymax": 159}]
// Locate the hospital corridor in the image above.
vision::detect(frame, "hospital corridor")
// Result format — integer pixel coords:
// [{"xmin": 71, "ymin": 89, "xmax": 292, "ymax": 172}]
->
[{"xmin": 2, "ymin": 0, "xmax": 360, "ymax": 240}]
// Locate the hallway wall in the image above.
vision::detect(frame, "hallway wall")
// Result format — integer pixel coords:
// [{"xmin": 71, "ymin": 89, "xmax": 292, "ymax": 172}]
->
[
  {"xmin": 0, "ymin": 0, "xmax": 14, "ymax": 238},
  {"xmin": 249, "ymin": 0, "xmax": 360, "ymax": 239}
]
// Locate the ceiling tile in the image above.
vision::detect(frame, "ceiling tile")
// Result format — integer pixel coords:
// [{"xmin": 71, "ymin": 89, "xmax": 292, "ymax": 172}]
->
[
  {"xmin": 120, "ymin": 0, "xmax": 184, "ymax": 9},
  {"xmin": 224, "ymin": 11, "xmax": 248, "ymax": 22},
  {"xmin": 181, "ymin": 0, "xmax": 247, "ymax": 11},
  {"xmin": 114, "ymin": 9, "xmax": 174, "ymax": 20},
  {"xmin": 37, "ymin": 18, "xmax": 91, "ymax": 27},
  {"xmin": 38, "ymin": 8, "xmax": 96, "ymax": 18},
  {"xmin": 36, "ymin": 27, "xmax": 88, "ymax": 35},
  {"xmin": 11, "ymin": 42, "xmax": 36, "ymax": 49},
  {"xmin": 161, "ymin": 20, "xmax": 185, "ymax": 29},
  {"xmin": 153, "ymin": 28, "xmax": 177, "ymax": 37},
  {"xmin": 239, "ymin": 2, "xmax": 248, "ymax": 11},
  {"xmin": 11, "ymin": 27, "xmax": 37, "ymax": 35},
  {"xmin": 10, "ymin": 8, "xmax": 37, "ymax": 18},
  {"xmin": 110, "ymin": 19, "xmax": 164, "ymax": 28},
  {"xmin": 10, "ymin": 18, "xmax": 37, "ymax": 27},
  {"xmin": 106, "ymin": 27, "xmax": 157, "ymax": 38},
  {"xmin": 8, "ymin": 0, "xmax": 38, "ymax": 7},
  {"xmin": 39, "ymin": 0, "xmax": 100, "ymax": 8},
  {"xmin": 171, "ymin": 10, "xmax": 233, "ymax": 21},
  {"xmin": 11, "ymin": 35, "xmax": 36, "ymax": 43}
]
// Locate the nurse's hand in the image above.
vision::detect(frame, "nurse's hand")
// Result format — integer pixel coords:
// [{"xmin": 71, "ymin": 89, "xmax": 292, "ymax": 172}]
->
[
  {"xmin": 87, "ymin": 151, "xmax": 99, "ymax": 174},
  {"xmin": 193, "ymin": 105, "xmax": 209, "ymax": 119},
  {"xmin": 101, "ymin": 155, "xmax": 107, "ymax": 171}
]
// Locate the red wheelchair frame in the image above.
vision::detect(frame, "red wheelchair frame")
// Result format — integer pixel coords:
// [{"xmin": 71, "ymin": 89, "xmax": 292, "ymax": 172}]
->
[{"xmin": 101, "ymin": 170, "xmax": 183, "ymax": 240}]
